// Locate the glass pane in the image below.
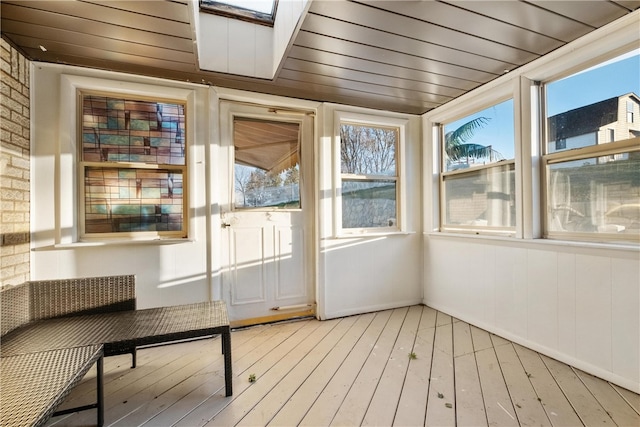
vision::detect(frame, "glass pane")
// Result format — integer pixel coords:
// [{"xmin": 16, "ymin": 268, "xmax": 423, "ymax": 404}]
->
[
  {"xmin": 234, "ymin": 164, "xmax": 300, "ymax": 208},
  {"xmin": 233, "ymin": 118, "xmax": 300, "ymax": 209},
  {"xmin": 340, "ymin": 124, "xmax": 397, "ymax": 176},
  {"xmin": 208, "ymin": 0, "xmax": 274, "ymax": 14},
  {"xmin": 82, "ymin": 95, "xmax": 186, "ymax": 166},
  {"xmin": 547, "ymin": 153, "xmax": 640, "ymax": 236},
  {"xmin": 84, "ymin": 168, "xmax": 183, "ymax": 233},
  {"xmin": 200, "ymin": 0, "xmax": 276, "ymax": 24},
  {"xmin": 443, "ymin": 99, "xmax": 514, "ymax": 172},
  {"xmin": 342, "ymin": 180, "xmax": 397, "ymax": 229},
  {"xmin": 443, "ymin": 164, "xmax": 515, "ymax": 228},
  {"xmin": 546, "ymin": 50, "xmax": 640, "ymax": 153}
]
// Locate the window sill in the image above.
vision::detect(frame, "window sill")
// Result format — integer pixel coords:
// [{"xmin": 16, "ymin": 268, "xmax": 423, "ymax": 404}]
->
[
  {"xmin": 425, "ymin": 231, "xmax": 639, "ymax": 252},
  {"xmin": 333, "ymin": 230, "xmax": 416, "ymax": 239},
  {"xmin": 45, "ymin": 238, "xmax": 194, "ymax": 250}
]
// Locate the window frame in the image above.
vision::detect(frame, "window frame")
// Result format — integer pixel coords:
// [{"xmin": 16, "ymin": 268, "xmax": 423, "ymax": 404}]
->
[
  {"xmin": 77, "ymin": 90, "xmax": 189, "ymax": 241},
  {"xmin": 199, "ymin": 0, "xmax": 277, "ymax": 26},
  {"xmin": 437, "ymin": 96, "xmax": 517, "ymax": 236},
  {"xmin": 334, "ymin": 111, "xmax": 407, "ymax": 236},
  {"xmin": 540, "ymin": 52, "xmax": 640, "ymax": 243},
  {"xmin": 541, "ymin": 135, "xmax": 640, "ymax": 242}
]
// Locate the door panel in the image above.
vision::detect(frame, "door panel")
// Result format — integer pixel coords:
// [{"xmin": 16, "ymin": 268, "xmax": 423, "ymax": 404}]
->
[
  {"xmin": 275, "ymin": 225, "xmax": 305, "ymax": 300},
  {"xmin": 230, "ymin": 226, "xmax": 266, "ymax": 305},
  {"xmin": 219, "ymin": 102, "xmax": 315, "ymax": 324}
]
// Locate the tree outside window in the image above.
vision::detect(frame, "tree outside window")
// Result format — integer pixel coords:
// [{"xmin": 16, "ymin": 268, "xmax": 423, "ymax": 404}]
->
[{"xmin": 340, "ymin": 122, "xmax": 399, "ymax": 229}]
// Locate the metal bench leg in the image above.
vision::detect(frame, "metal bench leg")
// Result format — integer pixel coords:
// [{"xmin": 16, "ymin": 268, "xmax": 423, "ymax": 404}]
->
[
  {"xmin": 131, "ymin": 348, "xmax": 137, "ymax": 368},
  {"xmin": 52, "ymin": 354, "xmax": 105, "ymax": 424},
  {"xmin": 97, "ymin": 355, "xmax": 104, "ymax": 427},
  {"xmin": 222, "ymin": 328, "xmax": 232, "ymax": 396}
]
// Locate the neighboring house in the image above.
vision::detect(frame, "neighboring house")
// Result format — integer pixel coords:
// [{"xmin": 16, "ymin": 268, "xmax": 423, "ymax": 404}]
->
[
  {"xmin": 547, "ymin": 92, "xmax": 640, "ymax": 233},
  {"xmin": 548, "ymin": 92, "xmax": 640, "ymax": 152}
]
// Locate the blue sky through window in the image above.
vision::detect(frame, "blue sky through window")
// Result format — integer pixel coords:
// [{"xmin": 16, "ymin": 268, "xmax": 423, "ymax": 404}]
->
[
  {"xmin": 444, "ymin": 99, "xmax": 515, "ymax": 161},
  {"xmin": 547, "ymin": 50, "xmax": 640, "ymax": 117},
  {"xmin": 443, "ymin": 49, "xmax": 639, "ymax": 161}
]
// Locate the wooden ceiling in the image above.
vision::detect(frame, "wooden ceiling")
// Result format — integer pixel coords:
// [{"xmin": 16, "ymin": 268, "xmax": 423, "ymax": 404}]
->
[{"xmin": 2, "ymin": 0, "xmax": 639, "ymax": 115}]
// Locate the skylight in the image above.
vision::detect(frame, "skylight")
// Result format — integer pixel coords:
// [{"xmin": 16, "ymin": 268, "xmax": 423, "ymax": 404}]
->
[{"xmin": 200, "ymin": 0, "xmax": 277, "ymax": 26}]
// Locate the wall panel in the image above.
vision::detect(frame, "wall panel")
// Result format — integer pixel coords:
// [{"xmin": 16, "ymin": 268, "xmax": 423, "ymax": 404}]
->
[{"xmin": 424, "ymin": 236, "xmax": 639, "ymax": 393}]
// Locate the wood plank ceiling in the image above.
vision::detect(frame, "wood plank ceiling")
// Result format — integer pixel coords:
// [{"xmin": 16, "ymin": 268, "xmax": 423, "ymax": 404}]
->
[{"xmin": 1, "ymin": 0, "xmax": 639, "ymax": 115}]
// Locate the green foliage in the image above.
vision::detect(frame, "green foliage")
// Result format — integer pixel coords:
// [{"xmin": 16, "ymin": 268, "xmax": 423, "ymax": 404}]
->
[{"xmin": 444, "ymin": 117, "xmax": 505, "ymax": 166}]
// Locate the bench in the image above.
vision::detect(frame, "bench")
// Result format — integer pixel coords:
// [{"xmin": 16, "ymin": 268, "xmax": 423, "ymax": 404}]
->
[{"xmin": 0, "ymin": 275, "xmax": 232, "ymax": 427}]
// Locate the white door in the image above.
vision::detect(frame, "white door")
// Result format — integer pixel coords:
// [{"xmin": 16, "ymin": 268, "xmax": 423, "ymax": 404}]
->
[{"xmin": 219, "ymin": 101, "xmax": 315, "ymax": 324}]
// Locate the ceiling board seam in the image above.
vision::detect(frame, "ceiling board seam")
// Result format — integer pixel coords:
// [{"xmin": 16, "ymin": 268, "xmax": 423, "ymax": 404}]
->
[
  {"xmin": 1, "ymin": 18, "xmax": 195, "ymax": 56},
  {"xmin": 11, "ymin": 34, "xmax": 196, "ymax": 66},
  {"xmin": 275, "ymin": 76, "xmax": 442, "ymax": 108},
  {"xmin": 281, "ymin": 59, "xmax": 460, "ymax": 98},
  {"xmin": 4, "ymin": 1, "xmax": 192, "ymax": 40},
  {"xmin": 279, "ymin": 66, "xmax": 455, "ymax": 101},
  {"xmin": 520, "ymin": 0, "xmax": 599, "ymax": 29},
  {"xmin": 78, "ymin": 0, "xmax": 191, "ymax": 25},
  {"xmin": 296, "ymin": 28, "xmax": 502, "ymax": 77},
  {"xmin": 287, "ymin": 45, "xmax": 484, "ymax": 87},
  {"xmin": 342, "ymin": 1, "xmax": 545, "ymax": 58},
  {"xmin": 306, "ymin": 11, "xmax": 522, "ymax": 67},
  {"xmin": 435, "ymin": 0, "xmax": 569, "ymax": 44}
]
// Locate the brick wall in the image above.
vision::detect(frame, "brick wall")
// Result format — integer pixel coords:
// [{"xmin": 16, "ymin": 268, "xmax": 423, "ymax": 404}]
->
[{"xmin": 1, "ymin": 38, "xmax": 30, "ymax": 287}]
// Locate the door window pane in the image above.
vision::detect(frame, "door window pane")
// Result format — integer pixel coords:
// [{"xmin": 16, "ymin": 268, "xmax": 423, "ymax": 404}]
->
[{"xmin": 233, "ymin": 118, "xmax": 300, "ymax": 209}]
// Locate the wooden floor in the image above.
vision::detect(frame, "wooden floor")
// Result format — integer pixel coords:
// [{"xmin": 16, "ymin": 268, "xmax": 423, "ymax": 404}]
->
[{"xmin": 48, "ymin": 305, "xmax": 639, "ymax": 426}]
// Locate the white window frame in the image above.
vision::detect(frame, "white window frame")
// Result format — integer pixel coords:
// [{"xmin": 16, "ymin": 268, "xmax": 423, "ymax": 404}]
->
[
  {"xmin": 78, "ymin": 91, "xmax": 189, "ymax": 240},
  {"xmin": 334, "ymin": 111, "xmax": 408, "ymax": 236},
  {"xmin": 57, "ymin": 75, "xmax": 197, "ymax": 245},
  {"xmin": 437, "ymin": 94, "xmax": 517, "ymax": 236},
  {"xmin": 541, "ymin": 52, "xmax": 640, "ymax": 243}
]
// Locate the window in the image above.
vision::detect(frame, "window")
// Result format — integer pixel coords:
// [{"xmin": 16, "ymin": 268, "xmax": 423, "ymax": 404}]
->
[
  {"xmin": 543, "ymin": 50, "xmax": 640, "ymax": 242},
  {"xmin": 79, "ymin": 92, "xmax": 188, "ymax": 239},
  {"xmin": 440, "ymin": 99, "xmax": 515, "ymax": 233},
  {"xmin": 338, "ymin": 116, "xmax": 404, "ymax": 232},
  {"xmin": 200, "ymin": 0, "xmax": 277, "ymax": 25},
  {"xmin": 233, "ymin": 117, "xmax": 300, "ymax": 209}
]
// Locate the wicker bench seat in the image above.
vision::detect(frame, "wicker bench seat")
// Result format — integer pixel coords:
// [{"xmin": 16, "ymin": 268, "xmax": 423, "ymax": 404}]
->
[
  {"xmin": 0, "ymin": 345, "xmax": 104, "ymax": 427},
  {"xmin": 0, "ymin": 275, "xmax": 232, "ymax": 427}
]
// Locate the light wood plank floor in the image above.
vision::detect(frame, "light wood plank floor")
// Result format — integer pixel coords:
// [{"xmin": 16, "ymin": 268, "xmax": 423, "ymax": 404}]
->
[{"xmin": 47, "ymin": 305, "xmax": 640, "ymax": 426}]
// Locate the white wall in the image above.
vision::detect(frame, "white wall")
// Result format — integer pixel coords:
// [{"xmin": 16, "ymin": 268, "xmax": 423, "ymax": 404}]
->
[
  {"xmin": 425, "ymin": 236, "xmax": 639, "ymax": 393},
  {"xmin": 30, "ymin": 65, "xmax": 424, "ymax": 319},
  {"xmin": 193, "ymin": 0, "xmax": 310, "ymax": 78},
  {"xmin": 31, "ymin": 64, "xmax": 212, "ymax": 309},
  {"xmin": 422, "ymin": 11, "xmax": 640, "ymax": 393}
]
